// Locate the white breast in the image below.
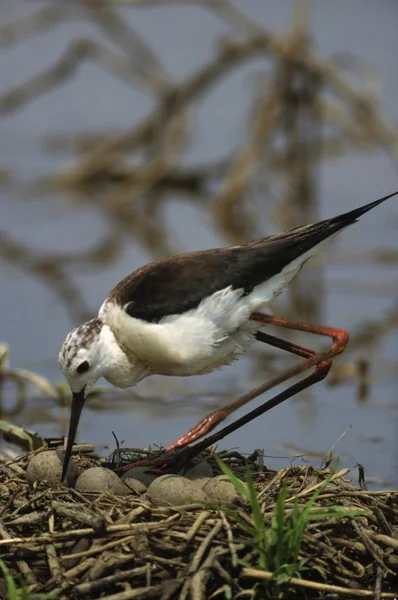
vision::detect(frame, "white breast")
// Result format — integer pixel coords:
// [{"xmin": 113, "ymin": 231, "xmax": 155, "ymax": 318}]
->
[{"xmin": 99, "ymin": 287, "xmax": 253, "ymax": 376}]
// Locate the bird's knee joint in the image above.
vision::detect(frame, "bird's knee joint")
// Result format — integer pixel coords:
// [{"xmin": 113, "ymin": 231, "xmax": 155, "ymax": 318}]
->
[
  {"xmin": 333, "ymin": 329, "xmax": 349, "ymax": 353},
  {"xmin": 315, "ymin": 358, "xmax": 333, "ymax": 379}
]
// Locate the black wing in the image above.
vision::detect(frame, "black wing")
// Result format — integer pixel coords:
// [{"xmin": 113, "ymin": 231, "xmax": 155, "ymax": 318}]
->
[{"xmin": 108, "ymin": 192, "xmax": 396, "ymax": 322}]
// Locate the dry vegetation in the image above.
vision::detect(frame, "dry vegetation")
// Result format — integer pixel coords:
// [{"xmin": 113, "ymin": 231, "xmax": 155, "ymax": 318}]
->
[{"xmin": 1, "ymin": 448, "xmax": 398, "ymax": 599}]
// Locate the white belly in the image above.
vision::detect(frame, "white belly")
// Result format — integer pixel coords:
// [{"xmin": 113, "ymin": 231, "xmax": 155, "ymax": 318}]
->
[{"xmin": 154, "ymin": 320, "xmax": 259, "ymax": 377}]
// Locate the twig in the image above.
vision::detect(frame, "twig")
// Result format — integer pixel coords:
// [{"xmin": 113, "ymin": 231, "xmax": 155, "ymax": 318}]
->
[
  {"xmin": 0, "ymin": 513, "xmax": 180, "ymax": 546},
  {"xmin": 242, "ymin": 567, "xmax": 397, "ymax": 597}
]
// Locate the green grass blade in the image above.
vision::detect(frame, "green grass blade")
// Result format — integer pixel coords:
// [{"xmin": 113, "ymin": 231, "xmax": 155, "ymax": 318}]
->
[
  {"xmin": 215, "ymin": 455, "xmax": 250, "ymax": 500},
  {"xmin": 0, "ymin": 559, "xmax": 18, "ymax": 600},
  {"xmin": 244, "ymin": 462, "xmax": 265, "ymax": 537}
]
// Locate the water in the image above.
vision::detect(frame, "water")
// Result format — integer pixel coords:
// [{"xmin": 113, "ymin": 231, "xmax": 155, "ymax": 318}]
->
[{"xmin": 1, "ymin": 0, "xmax": 397, "ymax": 486}]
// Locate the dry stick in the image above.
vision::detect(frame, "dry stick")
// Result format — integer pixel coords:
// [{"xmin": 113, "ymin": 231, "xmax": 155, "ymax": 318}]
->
[
  {"xmin": 242, "ymin": 567, "xmax": 397, "ymax": 598},
  {"xmin": 189, "ymin": 520, "xmax": 223, "ymax": 574},
  {"xmin": 285, "ymin": 468, "xmax": 351, "ymax": 501},
  {"xmin": 212, "ymin": 81, "xmax": 280, "ymax": 242},
  {"xmin": 316, "ymin": 490, "xmax": 398, "ymax": 499},
  {"xmin": 304, "ymin": 532, "xmax": 364, "ymax": 581},
  {"xmin": 70, "ymin": 22, "xmax": 397, "ymax": 171},
  {"xmin": 52, "ymin": 500, "xmax": 105, "ymax": 531},
  {"xmin": 185, "ymin": 511, "xmax": 211, "ymax": 545},
  {"xmin": 74, "ymin": 565, "xmax": 159, "ymax": 596},
  {"xmin": 143, "ymin": 553, "xmax": 183, "ymax": 568},
  {"xmin": 1, "ymin": 230, "xmax": 121, "ymax": 274},
  {"xmin": 220, "ymin": 512, "xmax": 238, "ymax": 568},
  {"xmin": 45, "ymin": 553, "xmax": 139, "ymax": 597},
  {"xmin": 331, "ymin": 537, "xmax": 367, "ymax": 555},
  {"xmin": 27, "ymin": 31, "xmax": 392, "ymax": 270},
  {"xmin": 212, "ymin": 558, "xmax": 237, "ymax": 593},
  {"xmin": 85, "ymin": 2, "xmax": 169, "ymax": 94},
  {"xmin": 199, "ymin": 0, "xmax": 264, "ymax": 35},
  {"xmin": 6, "ymin": 489, "xmax": 48, "ymax": 517},
  {"xmin": 162, "ymin": 528, "xmax": 210, "ymax": 544},
  {"xmin": 253, "ymin": 15, "xmax": 398, "ymax": 157},
  {"xmin": 0, "ymin": 456, "xmax": 26, "ymax": 476},
  {"xmin": 91, "ymin": 105, "xmax": 189, "ymax": 258},
  {"xmin": 0, "ymin": 231, "xmax": 89, "ymax": 322},
  {"xmin": 87, "ymin": 553, "xmax": 125, "ymax": 586},
  {"xmin": 0, "ymin": 39, "xmax": 158, "ymax": 117},
  {"xmin": 375, "ymin": 567, "xmax": 384, "ymax": 600},
  {"xmin": 270, "ymin": 134, "xmax": 378, "ymax": 172},
  {"xmin": 60, "ymin": 36, "xmax": 277, "ymax": 171},
  {"xmin": 180, "ymin": 520, "xmax": 223, "ymax": 600},
  {"xmin": 45, "ymin": 544, "xmax": 62, "ymax": 580},
  {"xmin": 30, "ymin": 551, "xmax": 99, "ymax": 593},
  {"xmin": 276, "ymin": 20, "xmax": 323, "ymax": 319},
  {"xmin": 0, "ymin": 514, "xmax": 180, "ymax": 546},
  {"xmin": 97, "ymin": 581, "xmax": 183, "ymax": 600},
  {"xmin": 158, "ymin": 503, "xmax": 210, "ymax": 513},
  {"xmin": 322, "ymin": 425, "xmax": 352, "ymax": 468},
  {"xmin": 119, "ymin": 0, "xmax": 262, "ymax": 36},
  {"xmin": 63, "ymin": 538, "xmax": 91, "ymax": 570},
  {"xmin": 0, "ymin": 518, "xmax": 37, "ymax": 585},
  {"xmin": 257, "ymin": 467, "xmax": 290, "ymax": 500},
  {"xmin": 124, "ymin": 504, "xmax": 150, "ymax": 523},
  {"xmin": 6, "ymin": 2, "xmax": 395, "ymax": 212},
  {"xmin": 368, "ymin": 533, "xmax": 398, "ymax": 552},
  {"xmin": 60, "ymin": 534, "xmax": 138, "ymax": 562},
  {"xmin": 373, "ymin": 506, "xmax": 394, "ymax": 537},
  {"xmin": 190, "ymin": 547, "xmax": 227, "ymax": 600},
  {"xmin": 4, "ymin": 510, "xmax": 51, "ymax": 527},
  {"xmin": 0, "ymin": 5, "xmax": 69, "ymax": 50},
  {"xmin": 350, "ymin": 520, "xmax": 393, "ymax": 575}
]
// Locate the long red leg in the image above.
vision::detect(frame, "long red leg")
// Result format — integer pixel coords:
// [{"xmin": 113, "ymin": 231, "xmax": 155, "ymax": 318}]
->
[
  {"xmin": 166, "ymin": 312, "xmax": 348, "ymax": 451},
  {"xmin": 170, "ymin": 351, "xmax": 333, "ymax": 465},
  {"xmin": 120, "ymin": 330, "xmax": 323, "ymax": 472},
  {"xmin": 120, "ymin": 316, "xmax": 344, "ymax": 472}
]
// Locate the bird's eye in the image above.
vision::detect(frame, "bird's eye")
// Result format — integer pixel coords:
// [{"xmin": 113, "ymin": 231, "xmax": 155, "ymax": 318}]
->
[{"xmin": 76, "ymin": 361, "xmax": 90, "ymax": 374}]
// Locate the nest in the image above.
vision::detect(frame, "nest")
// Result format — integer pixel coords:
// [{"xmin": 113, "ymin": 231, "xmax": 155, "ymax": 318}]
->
[{"xmin": 0, "ymin": 448, "xmax": 397, "ymax": 600}]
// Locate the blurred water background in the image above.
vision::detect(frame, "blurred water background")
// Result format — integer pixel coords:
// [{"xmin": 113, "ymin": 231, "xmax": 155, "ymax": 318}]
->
[{"xmin": 0, "ymin": 0, "xmax": 397, "ymax": 486}]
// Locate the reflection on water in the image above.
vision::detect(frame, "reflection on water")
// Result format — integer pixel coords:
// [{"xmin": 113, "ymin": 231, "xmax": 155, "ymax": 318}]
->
[{"xmin": 0, "ymin": 1, "xmax": 397, "ymax": 486}]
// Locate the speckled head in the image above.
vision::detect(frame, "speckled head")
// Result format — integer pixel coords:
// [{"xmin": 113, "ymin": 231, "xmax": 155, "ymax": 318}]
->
[
  {"xmin": 59, "ymin": 317, "xmax": 111, "ymax": 482},
  {"xmin": 59, "ymin": 314, "xmax": 149, "ymax": 481},
  {"xmin": 59, "ymin": 318, "xmax": 105, "ymax": 393}
]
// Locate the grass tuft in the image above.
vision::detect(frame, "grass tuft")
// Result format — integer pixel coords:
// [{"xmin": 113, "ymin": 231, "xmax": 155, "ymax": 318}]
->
[{"xmin": 215, "ymin": 456, "xmax": 369, "ymax": 594}]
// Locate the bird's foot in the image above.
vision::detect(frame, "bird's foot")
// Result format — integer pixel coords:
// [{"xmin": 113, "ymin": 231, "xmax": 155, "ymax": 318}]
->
[
  {"xmin": 114, "ymin": 411, "xmax": 227, "ymax": 475},
  {"xmin": 117, "ymin": 446, "xmax": 198, "ymax": 475},
  {"xmin": 166, "ymin": 410, "xmax": 227, "ymax": 452}
]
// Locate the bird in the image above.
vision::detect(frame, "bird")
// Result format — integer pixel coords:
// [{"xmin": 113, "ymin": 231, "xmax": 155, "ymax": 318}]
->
[{"xmin": 59, "ymin": 191, "xmax": 397, "ymax": 480}]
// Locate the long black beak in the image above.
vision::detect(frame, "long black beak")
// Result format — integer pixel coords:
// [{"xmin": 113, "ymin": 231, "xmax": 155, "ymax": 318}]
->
[{"xmin": 61, "ymin": 388, "xmax": 86, "ymax": 481}]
